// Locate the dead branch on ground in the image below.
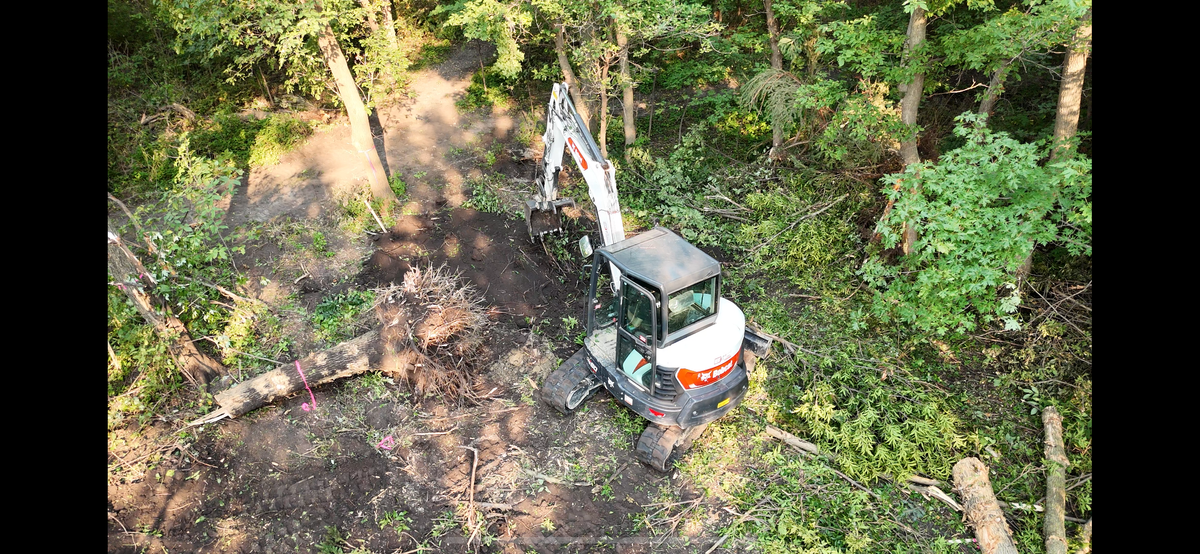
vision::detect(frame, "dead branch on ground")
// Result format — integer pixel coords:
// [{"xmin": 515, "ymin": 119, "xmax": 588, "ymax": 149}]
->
[
  {"xmin": 953, "ymin": 457, "xmax": 1019, "ymax": 554},
  {"xmin": 1043, "ymin": 406, "xmax": 1069, "ymax": 554}
]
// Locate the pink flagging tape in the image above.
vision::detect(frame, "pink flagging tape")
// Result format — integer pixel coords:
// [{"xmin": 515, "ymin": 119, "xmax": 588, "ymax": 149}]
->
[
  {"xmin": 295, "ymin": 360, "xmax": 317, "ymax": 411},
  {"xmin": 377, "ymin": 436, "xmax": 396, "ymax": 450}
]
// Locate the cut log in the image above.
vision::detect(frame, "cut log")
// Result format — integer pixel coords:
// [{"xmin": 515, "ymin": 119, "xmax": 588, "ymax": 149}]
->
[
  {"xmin": 953, "ymin": 457, "xmax": 1019, "ymax": 554},
  {"xmin": 1075, "ymin": 518, "xmax": 1091, "ymax": 554},
  {"xmin": 1043, "ymin": 406, "xmax": 1069, "ymax": 554},
  {"xmin": 206, "ymin": 330, "xmax": 388, "ymax": 420}
]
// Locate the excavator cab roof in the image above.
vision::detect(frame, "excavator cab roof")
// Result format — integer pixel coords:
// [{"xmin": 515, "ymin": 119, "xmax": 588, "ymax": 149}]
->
[{"xmin": 598, "ymin": 227, "xmax": 720, "ymax": 294}]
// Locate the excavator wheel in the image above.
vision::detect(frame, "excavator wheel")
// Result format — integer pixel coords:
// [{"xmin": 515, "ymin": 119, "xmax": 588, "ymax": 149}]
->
[
  {"xmin": 635, "ymin": 423, "xmax": 710, "ymax": 472},
  {"xmin": 541, "ymin": 348, "xmax": 601, "ymax": 415}
]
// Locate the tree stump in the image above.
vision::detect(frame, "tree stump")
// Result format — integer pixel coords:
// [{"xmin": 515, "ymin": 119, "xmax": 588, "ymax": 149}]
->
[{"xmin": 953, "ymin": 457, "xmax": 1019, "ymax": 554}]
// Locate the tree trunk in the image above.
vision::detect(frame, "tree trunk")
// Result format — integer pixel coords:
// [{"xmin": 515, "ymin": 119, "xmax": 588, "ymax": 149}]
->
[
  {"xmin": 1042, "ymin": 406, "xmax": 1069, "ymax": 554},
  {"xmin": 357, "ymin": 0, "xmax": 379, "ymax": 34},
  {"xmin": 978, "ymin": 58, "xmax": 1013, "ymax": 119},
  {"xmin": 380, "ymin": 0, "xmax": 398, "ymax": 48},
  {"xmin": 1050, "ymin": 8, "xmax": 1091, "ymax": 163},
  {"xmin": 315, "ymin": 1, "xmax": 397, "ymax": 204},
  {"xmin": 201, "ymin": 330, "xmax": 387, "ymax": 420},
  {"xmin": 1017, "ymin": 8, "xmax": 1090, "ymax": 279},
  {"xmin": 555, "ymin": 25, "xmax": 592, "ymax": 132},
  {"xmin": 953, "ymin": 457, "xmax": 1020, "ymax": 554},
  {"xmin": 598, "ymin": 44, "xmax": 612, "ymax": 158},
  {"xmin": 108, "ymin": 227, "xmax": 226, "ymax": 389},
  {"xmin": 764, "ymin": 0, "xmax": 784, "ymax": 160},
  {"xmin": 895, "ymin": 6, "xmax": 926, "ymax": 254},
  {"xmin": 617, "ymin": 27, "xmax": 635, "ymax": 162}
]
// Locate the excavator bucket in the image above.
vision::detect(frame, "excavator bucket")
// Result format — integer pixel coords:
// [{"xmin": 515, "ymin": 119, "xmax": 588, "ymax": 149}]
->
[{"xmin": 524, "ymin": 198, "xmax": 576, "ymax": 239}]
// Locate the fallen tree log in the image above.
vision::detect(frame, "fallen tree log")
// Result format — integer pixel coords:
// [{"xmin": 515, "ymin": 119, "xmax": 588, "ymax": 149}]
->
[
  {"xmin": 954, "ymin": 457, "xmax": 1019, "ymax": 554},
  {"xmin": 1042, "ymin": 406, "xmax": 1069, "ymax": 554},
  {"xmin": 190, "ymin": 330, "xmax": 387, "ymax": 424}
]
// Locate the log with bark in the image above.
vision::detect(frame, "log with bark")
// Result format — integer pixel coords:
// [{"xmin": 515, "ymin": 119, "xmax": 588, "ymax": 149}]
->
[
  {"xmin": 953, "ymin": 457, "xmax": 1020, "ymax": 554},
  {"xmin": 1042, "ymin": 406, "xmax": 1069, "ymax": 554},
  {"xmin": 193, "ymin": 330, "xmax": 385, "ymax": 424}
]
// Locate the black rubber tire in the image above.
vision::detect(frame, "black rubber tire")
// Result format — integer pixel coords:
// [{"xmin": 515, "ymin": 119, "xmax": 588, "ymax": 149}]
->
[
  {"xmin": 675, "ymin": 423, "xmax": 709, "ymax": 455},
  {"xmin": 635, "ymin": 424, "xmax": 684, "ymax": 472},
  {"xmin": 541, "ymin": 348, "xmax": 600, "ymax": 415}
]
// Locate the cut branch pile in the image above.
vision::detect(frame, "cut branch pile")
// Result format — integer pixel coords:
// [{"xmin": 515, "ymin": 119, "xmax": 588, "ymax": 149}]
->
[{"xmin": 189, "ymin": 265, "xmax": 489, "ymax": 425}]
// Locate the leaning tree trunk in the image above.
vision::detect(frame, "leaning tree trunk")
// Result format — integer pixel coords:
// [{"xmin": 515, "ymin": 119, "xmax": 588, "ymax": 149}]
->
[
  {"xmin": 978, "ymin": 58, "xmax": 1014, "ymax": 119},
  {"xmin": 357, "ymin": 0, "xmax": 379, "ymax": 34},
  {"xmin": 1042, "ymin": 406, "xmax": 1069, "ymax": 554},
  {"xmin": 315, "ymin": 1, "xmax": 397, "ymax": 204},
  {"xmin": 108, "ymin": 226, "xmax": 226, "ymax": 388},
  {"xmin": 617, "ymin": 27, "xmax": 635, "ymax": 163},
  {"xmin": 953, "ymin": 457, "xmax": 1020, "ymax": 554},
  {"xmin": 380, "ymin": 0, "xmax": 398, "ymax": 48},
  {"xmin": 555, "ymin": 24, "xmax": 592, "ymax": 132},
  {"xmin": 597, "ymin": 32, "xmax": 613, "ymax": 159},
  {"xmin": 764, "ymin": 0, "xmax": 784, "ymax": 160}
]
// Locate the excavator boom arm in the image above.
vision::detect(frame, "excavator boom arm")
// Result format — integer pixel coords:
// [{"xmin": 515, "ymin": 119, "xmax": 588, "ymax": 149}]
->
[{"xmin": 527, "ymin": 83, "xmax": 626, "ymax": 250}]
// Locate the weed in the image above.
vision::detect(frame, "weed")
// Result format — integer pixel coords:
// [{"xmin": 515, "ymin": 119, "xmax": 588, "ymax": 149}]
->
[
  {"xmin": 389, "ymin": 174, "xmax": 408, "ymax": 199},
  {"xmin": 462, "ymin": 173, "xmax": 507, "ymax": 214},
  {"xmin": 311, "ymin": 289, "xmax": 375, "ymax": 345},
  {"xmin": 317, "ymin": 525, "xmax": 345, "ymax": 554},
  {"xmin": 429, "ymin": 509, "xmax": 458, "ymax": 538},
  {"xmin": 379, "ymin": 510, "xmax": 413, "ymax": 534},
  {"xmin": 540, "ymin": 518, "xmax": 556, "ymax": 533}
]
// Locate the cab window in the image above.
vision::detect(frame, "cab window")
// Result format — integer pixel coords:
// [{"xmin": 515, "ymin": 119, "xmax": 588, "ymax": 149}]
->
[{"xmin": 666, "ymin": 276, "xmax": 717, "ymax": 334}]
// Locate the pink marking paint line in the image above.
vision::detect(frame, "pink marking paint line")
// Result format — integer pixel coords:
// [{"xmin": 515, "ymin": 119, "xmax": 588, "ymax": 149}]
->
[
  {"xmin": 295, "ymin": 360, "xmax": 317, "ymax": 412},
  {"xmin": 377, "ymin": 436, "xmax": 396, "ymax": 450}
]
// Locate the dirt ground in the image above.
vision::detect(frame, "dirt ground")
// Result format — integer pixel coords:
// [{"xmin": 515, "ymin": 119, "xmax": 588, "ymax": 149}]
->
[{"xmin": 108, "ymin": 41, "xmax": 738, "ymax": 553}]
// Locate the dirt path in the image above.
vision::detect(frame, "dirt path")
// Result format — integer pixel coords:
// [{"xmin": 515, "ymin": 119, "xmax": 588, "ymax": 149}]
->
[{"xmin": 108, "ymin": 41, "xmax": 730, "ymax": 554}]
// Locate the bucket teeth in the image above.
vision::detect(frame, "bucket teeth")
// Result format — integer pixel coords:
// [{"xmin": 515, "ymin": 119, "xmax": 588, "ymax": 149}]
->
[{"xmin": 524, "ymin": 198, "xmax": 576, "ymax": 239}]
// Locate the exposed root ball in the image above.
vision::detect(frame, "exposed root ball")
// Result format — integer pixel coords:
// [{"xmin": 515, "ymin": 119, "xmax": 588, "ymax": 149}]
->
[{"xmin": 373, "ymin": 264, "xmax": 489, "ymax": 402}]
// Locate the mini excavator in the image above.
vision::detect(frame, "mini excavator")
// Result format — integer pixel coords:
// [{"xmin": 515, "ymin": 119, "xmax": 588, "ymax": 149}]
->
[{"xmin": 526, "ymin": 82, "xmax": 771, "ymax": 471}]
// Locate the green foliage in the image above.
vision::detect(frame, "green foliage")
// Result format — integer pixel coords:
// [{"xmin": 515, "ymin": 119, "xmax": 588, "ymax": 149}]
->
[
  {"xmin": 250, "ymin": 115, "xmax": 313, "ymax": 167},
  {"xmin": 107, "ymin": 294, "xmax": 185, "ymax": 430},
  {"xmin": 311, "ymin": 289, "xmax": 376, "ymax": 345},
  {"xmin": 456, "ymin": 67, "xmax": 516, "ymax": 111},
  {"xmin": 379, "ymin": 509, "xmax": 413, "ymax": 533},
  {"xmin": 389, "ymin": 174, "xmax": 408, "ymax": 199},
  {"xmin": 317, "ymin": 525, "xmax": 347, "ymax": 554},
  {"xmin": 861, "ymin": 113, "xmax": 1092, "ymax": 335},
  {"xmin": 109, "ymin": 148, "xmax": 243, "ymax": 427},
  {"xmin": 188, "ymin": 113, "xmax": 312, "ymax": 170},
  {"xmin": 462, "ymin": 173, "xmax": 507, "ymax": 213},
  {"xmin": 737, "ymin": 172, "xmax": 866, "ymax": 294},
  {"xmin": 124, "ymin": 147, "xmax": 245, "ymax": 339},
  {"xmin": 437, "ymin": 0, "xmax": 532, "ymax": 79}
]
